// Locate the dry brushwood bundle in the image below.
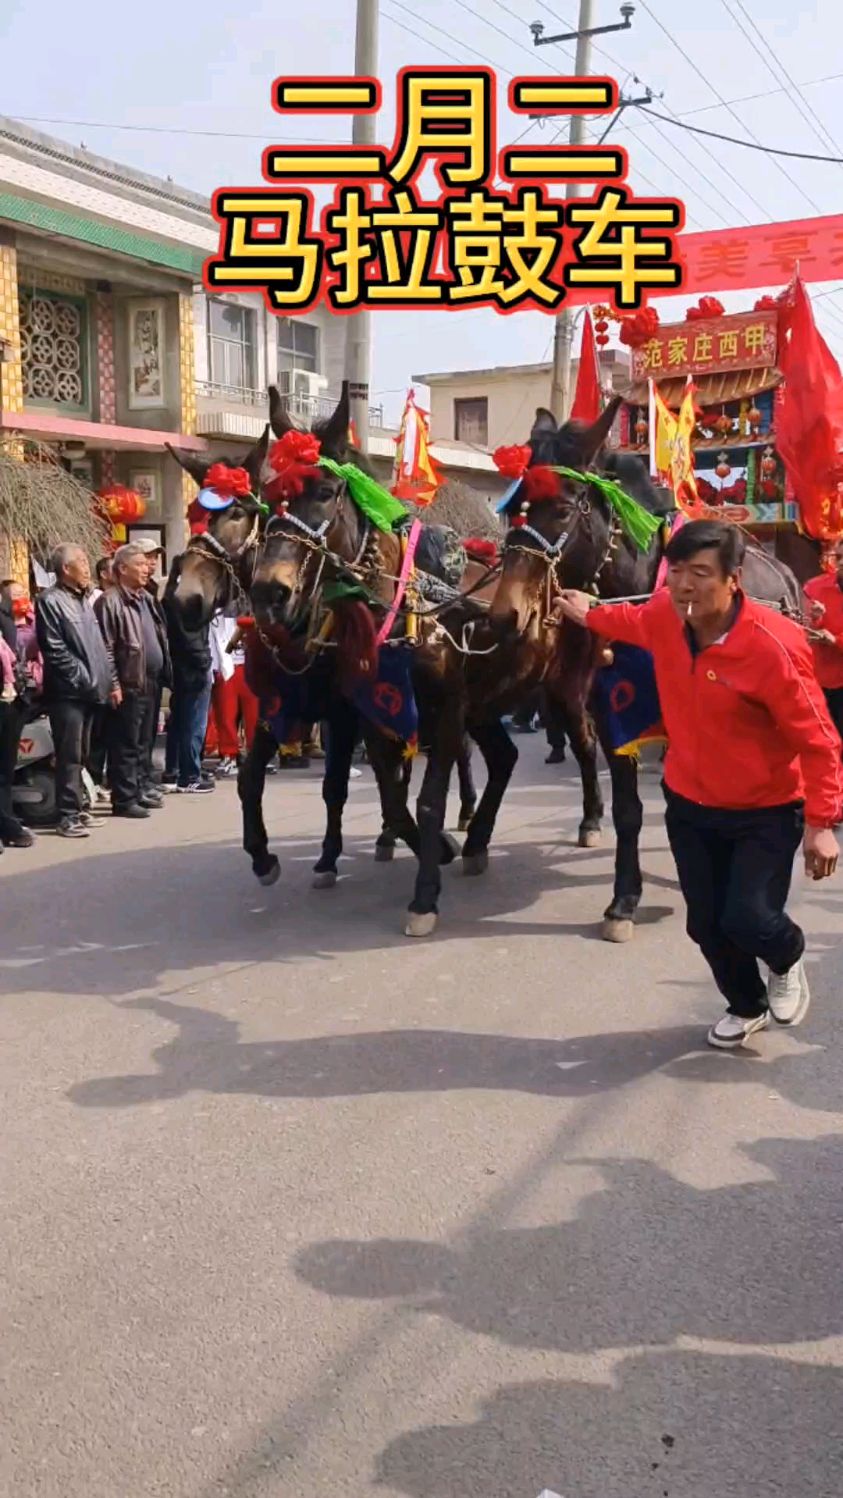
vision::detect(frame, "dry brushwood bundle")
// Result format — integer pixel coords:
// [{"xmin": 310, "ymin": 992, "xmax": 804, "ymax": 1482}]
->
[
  {"xmin": 404, "ymin": 479, "xmax": 503, "ymax": 541},
  {"xmin": 0, "ymin": 439, "xmax": 110, "ymax": 565}
]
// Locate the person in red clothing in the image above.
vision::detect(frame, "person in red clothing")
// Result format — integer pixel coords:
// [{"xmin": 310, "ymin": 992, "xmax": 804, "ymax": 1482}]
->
[
  {"xmin": 207, "ymin": 606, "xmax": 259, "ymax": 776},
  {"xmin": 557, "ymin": 519, "xmax": 841, "ymax": 1051},
  {"xmin": 804, "ymin": 538, "xmax": 843, "ymax": 744}
]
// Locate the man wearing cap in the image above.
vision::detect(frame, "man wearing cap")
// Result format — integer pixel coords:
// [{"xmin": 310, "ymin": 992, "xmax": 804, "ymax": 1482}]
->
[{"xmin": 95, "ymin": 542, "xmax": 170, "ymax": 819}]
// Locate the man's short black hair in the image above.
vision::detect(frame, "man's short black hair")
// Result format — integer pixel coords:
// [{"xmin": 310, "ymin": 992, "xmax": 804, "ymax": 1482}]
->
[
  {"xmin": 95, "ymin": 556, "xmax": 113, "ymax": 581},
  {"xmin": 665, "ymin": 519, "xmax": 746, "ymax": 577}
]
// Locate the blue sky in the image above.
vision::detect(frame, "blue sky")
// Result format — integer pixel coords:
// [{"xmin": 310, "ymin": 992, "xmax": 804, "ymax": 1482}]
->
[{"xmin": 4, "ymin": 0, "xmax": 843, "ymax": 424}]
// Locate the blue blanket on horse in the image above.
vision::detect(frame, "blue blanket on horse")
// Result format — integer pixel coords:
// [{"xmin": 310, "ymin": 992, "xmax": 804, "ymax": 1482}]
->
[
  {"xmin": 593, "ymin": 641, "xmax": 665, "ymax": 757},
  {"xmin": 258, "ymin": 642, "xmax": 418, "ymax": 750}
]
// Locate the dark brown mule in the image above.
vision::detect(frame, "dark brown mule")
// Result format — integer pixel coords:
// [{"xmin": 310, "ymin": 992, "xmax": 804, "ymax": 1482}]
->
[
  {"xmin": 250, "ymin": 384, "xmax": 516, "ymax": 933},
  {"xmin": 489, "ymin": 399, "xmax": 804, "ymax": 940},
  {"xmin": 163, "ymin": 432, "xmax": 270, "ymax": 626}
]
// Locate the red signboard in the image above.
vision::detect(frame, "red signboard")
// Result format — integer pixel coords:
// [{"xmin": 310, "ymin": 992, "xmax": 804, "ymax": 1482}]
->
[
  {"xmin": 630, "ymin": 310, "xmax": 778, "ymax": 380},
  {"xmin": 562, "ymin": 212, "xmax": 843, "ymax": 307}
]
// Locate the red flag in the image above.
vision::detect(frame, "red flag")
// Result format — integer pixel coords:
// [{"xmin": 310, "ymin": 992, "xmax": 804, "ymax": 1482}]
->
[
  {"xmin": 776, "ymin": 277, "xmax": 843, "ymax": 541},
  {"xmin": 570, "ymin": 310, "xmax": 601, "ymax": 423}
]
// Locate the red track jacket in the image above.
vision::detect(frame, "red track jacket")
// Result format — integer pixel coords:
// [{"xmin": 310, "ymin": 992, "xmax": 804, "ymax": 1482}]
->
[
  {"xmin": 804, "ymin": 572, "xmax": 843, "ymax": 690},
  {"xmin": 586, "ymin": 590, "xmax": 843, "ymax": 828}
]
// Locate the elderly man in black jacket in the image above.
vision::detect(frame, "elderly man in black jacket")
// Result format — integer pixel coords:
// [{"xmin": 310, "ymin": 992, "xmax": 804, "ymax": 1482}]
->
[
  {"xmin": 35, "ymin": 544, "xmax": 112, "ymax": 838},
  {"xmin": 96, "ymin": 542, "xmax": 171, "ymax": 819}
]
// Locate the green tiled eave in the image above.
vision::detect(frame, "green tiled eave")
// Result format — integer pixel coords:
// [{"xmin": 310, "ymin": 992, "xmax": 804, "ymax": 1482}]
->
[{"xmin": 0, "ymin": 192, "xmax": 207, "ymax": 277}]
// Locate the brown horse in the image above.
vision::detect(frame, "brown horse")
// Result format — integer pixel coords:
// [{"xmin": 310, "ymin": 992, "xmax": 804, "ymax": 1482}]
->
[{"xmin": 488, "ymin": 399, "xmax": 805, "ymax": 940}]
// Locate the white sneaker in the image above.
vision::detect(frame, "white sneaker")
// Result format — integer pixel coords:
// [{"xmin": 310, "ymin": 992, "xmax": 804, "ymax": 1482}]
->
[
  {"xmin": 349, "ymin": 766, "xmax": 363, "ymax": 779},
  {"xmin": 767, "ymin": 958, "xmax": 811, "ymax": 1026},
  {"xmin": 707, "ymin": 1012, "xmax": 770, "ymax": 1050}
]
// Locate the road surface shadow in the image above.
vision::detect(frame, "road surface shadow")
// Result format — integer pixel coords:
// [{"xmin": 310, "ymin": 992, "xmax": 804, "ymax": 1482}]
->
[
  {"xmin": 67, "ymin": 1008, "xmax": 705, "ymax": 1108},
  {"xmin": 0, "ymin": 834, "xmax": 678, "ymax": 999},
  {"xmin": 295, "ymin": 1136, "xmax": 842, "ymax": 1353},
  {"xmin": 373, "ymin": 1350, "xmax": 843, "ymax": 1498}
]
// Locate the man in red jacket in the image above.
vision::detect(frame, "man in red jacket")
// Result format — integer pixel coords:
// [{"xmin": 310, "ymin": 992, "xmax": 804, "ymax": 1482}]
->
[
  {"xmin": 557, "ymin": 519, "xmax": 841, "ymax": 1050},
  {"xmin": 804, "ymin": 538, "xmax": 843, "ymax": 743}
]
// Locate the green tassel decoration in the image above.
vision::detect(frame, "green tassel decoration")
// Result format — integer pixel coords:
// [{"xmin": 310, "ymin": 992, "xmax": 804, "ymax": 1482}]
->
[
  {"xmin": 553, "ymin": 466, "xmax": 663, "ymax": 552},
  {"xmin": 318, "ymin": 457, "xmax": 408, "ymax": 533}
]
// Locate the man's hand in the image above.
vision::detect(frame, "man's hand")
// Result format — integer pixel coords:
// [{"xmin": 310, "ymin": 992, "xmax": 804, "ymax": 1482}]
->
[
  {"xmin": 809, "ymin": 600, "xmax": 826, "ymax": 623},
  {"xmin": 109, "ymin": 686, "xmax": 123, "ymax": 708},
  {"xmin": 813, "ymin": 628, "xmax": 838, "ymax": 646},
  {"xmin": 555, "ymin": 589, "xmax": 596, "ymax": 627},
  {"xmin": 804, "ymin": 825, "xmax": 839, "ymax": 880}
]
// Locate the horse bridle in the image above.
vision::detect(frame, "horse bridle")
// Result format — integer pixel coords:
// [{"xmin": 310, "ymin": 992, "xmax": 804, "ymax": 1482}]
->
[
  {"xmin": 504, "ymin": 476, "xmax": 622, "ymax": 610},
  {"xmin": 260, "ymin": 478, "xmax": 376, "ymax": 618},
  {"xmin": 184, "ymin": 509, "xmax": 261, "ymax": 606}
]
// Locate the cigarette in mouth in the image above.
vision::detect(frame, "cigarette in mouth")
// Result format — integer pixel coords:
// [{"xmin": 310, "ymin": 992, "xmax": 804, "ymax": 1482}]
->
[{"xmin": 686, "ymin": 601, "xmax": 693, "ymax": 618}]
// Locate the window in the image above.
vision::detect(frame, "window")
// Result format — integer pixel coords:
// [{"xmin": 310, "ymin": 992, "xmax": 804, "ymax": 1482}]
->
[
  {"xmin": 207, "ymin": 298, "xmax": 256, "ymax": 389},
  {"xmin": 454, "ymin": 396, "xmax": 488, "ymax": 447},
  {"xmin": 19, "ymin": 290, "xmax": 89, "ymax": 409},
  {"xmin": 277, "ymin": 317, "xmax": 319, "ymax": 374}
]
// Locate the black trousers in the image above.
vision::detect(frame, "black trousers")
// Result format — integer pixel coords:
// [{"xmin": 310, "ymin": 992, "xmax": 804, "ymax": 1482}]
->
[
  {"xmin": 108, "ymin": 690, "xmax": 151, "ymax": 810},
  {"xmin": 823, "ymin": 686, "xmax": 843, "ymax": 749},
  {"xmin": 0, "ymin": 697, "xmax": 26, "ymax": 840},
  {"xmin": 139, "ymin": 678, "xmax": 162, "ymax": 793},
  {"xmin": 664, "ymin": 787, "xmax": 805, "ymax": 1018},
  {"xmin": 49, "ymin": 700, "xmax": 94, "ymax": 823},
  {"xmin": 87, "ymin": 704, "xmax": 109, "ymax": 787}
]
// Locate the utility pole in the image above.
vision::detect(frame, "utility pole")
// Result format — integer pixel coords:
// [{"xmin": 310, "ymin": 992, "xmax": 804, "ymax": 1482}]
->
[
  {"xmin": 551, "ymin": 0, "xmax": 593, "ymax": 421},
  {"xmin": 345, "ymin": 0, "xmax": 378, "ymax": 453}
]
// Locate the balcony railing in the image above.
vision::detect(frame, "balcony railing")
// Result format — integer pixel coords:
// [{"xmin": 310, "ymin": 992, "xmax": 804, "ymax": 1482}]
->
[{"xmin": 196, "ymin": 380, "xmax": 386, "ymax": 431}]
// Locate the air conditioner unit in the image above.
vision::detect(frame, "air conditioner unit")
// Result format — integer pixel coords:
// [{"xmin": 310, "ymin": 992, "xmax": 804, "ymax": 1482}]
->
[{"xmin": 276, "ymin": 368, "xmax": 328, "ymax": 399}]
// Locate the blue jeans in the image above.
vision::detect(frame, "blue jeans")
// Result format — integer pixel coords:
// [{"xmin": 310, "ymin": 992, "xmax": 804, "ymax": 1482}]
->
[{"xmin": 166, "ymin": 680, "xmax": 211, "ymax": 787}]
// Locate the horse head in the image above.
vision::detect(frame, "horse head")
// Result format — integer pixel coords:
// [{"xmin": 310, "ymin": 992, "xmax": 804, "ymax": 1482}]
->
[
  {"xmin": 492, "ymin": 397, "xmax": 625, "ymax": 635},
  {"xmin": 166, "ymin": 428, "xmax": 269, "ymax": 627},
  {"xmin": 251, "ymin": 382, "xmax": 384, "ymax": 631}
]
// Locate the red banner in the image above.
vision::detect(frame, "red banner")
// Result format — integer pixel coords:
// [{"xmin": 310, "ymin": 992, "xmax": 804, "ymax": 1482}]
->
[
  {"xmin": 563, "ymin": 213, "xmax": 843, "ymax": 307},
  {"xmin": 630, "ymin": 311, "xmax": 778, "ymax": 380}
]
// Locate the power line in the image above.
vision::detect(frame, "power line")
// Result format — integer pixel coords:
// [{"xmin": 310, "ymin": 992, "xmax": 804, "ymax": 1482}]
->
[
  {"xmin": 678, "ymin": 72, "xmax": 843, "ymax": 119},
  {"xmin": 9, "ymin": 115, "xmax": 334, "ymax": 144},
  {"xmin": 639, "ymin": 107, "xmax": 843, "ymax": 164},
  {"xmin": 637, "ymin": 0, "xmax": 824, "ymax": 214},
  {"xmin": 381, "ymin": 6, "xmax": 501, "ymax": 71},
  {"xmin": 722, "ymin": 0, "xmax": 843, "ymax": 159},
  {"xmin": 449, "ymin": 0, "xmax": 563, "ymax": 74}
]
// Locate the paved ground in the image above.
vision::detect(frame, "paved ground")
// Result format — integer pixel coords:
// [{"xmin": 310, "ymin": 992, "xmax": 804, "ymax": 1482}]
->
[{"xmin": 2, "ymin": 738, "xmax": 842, "ymax": 1498}]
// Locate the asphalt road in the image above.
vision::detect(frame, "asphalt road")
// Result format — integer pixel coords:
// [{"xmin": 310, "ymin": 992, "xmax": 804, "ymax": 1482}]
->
[{"xmin": 2, "ymin": 738, "xmax": 842, "ymax": 1498}]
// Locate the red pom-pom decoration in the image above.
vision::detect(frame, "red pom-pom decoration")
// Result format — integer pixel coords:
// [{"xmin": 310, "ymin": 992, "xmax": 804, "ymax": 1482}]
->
[
  {"xmin": 522, "ymin": 465, "xmax": 560, "ymax": 504},
  {"xmin": 618, "ymin": 307, "xmax": 660, "ymax": 348},
  {"xmin": 686, "ymin": 296, "xmax": 725, "ymax": 322},
  {"xmin": 266, "ymin": 430, "xmax": 323, "ymax": 502},
  {"xmin": 205, "ymin": 463, "xmax": 252, "ymax": 499},
  {"xmin": 493, "ymin": 444, "xmax": 532, "ymax": 479},
  {"xmin": 754, "ymin": 295, "xmax": 778, "ymax": 311}
]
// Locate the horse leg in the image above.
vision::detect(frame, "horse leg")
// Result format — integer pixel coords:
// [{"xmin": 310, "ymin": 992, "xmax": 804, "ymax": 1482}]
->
[
  {"xmin": 460, "ymin": 719, "xmax": 518, "ymax": 876},
  {"xmin": 238, "ymin": 722, "xmax": 281, "ymax": 886},
  {"xmin": 456, "ymin": 734, "xmax": 477, "ymax": 832},
  {"xmin": 562, "ymin": 703, "xmax": 604, "ymax": 849},
  {"xmin": 312, "ymin": 700, "xmax": 358, "ymax": 889},
  {"xmin": 372, "ymin": 748, "xmax": 412, "ymax": 861},
  {"xmin": 595, "ymin": 713, "xmax": 644, "ymax": 943},
  {"xmin": 406, "ymin": 718, "xmax": 457, "ymax": 937}
]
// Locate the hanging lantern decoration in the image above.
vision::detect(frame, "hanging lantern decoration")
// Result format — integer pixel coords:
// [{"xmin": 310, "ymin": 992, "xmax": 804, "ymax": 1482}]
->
[
  {"xmin": 747, "ymin": 404, "xmax": 762, "ymax": 435},
  {"xmin": 97, "ymin": 484, "xmax": 146, "ymax": 542},
  {"xmin": 635, "ymin": 415, "xmax": 649, "ymax": 444},
  {"xmin": 715, "ymin": 452, "xmax": 731, "ymax": 482},
  {"xmin": 686, "ymin": 296, "xmax": 726, "ymax": 322},
  {"xmin": 715, "ymin": 412, "xmax": 732, "ymax": 438},
  {"xmin": 594, "ymin": 314, "xmax": 610, "ymax": 349},
  {"xmin": 760, "ymin": 444, "xmax": 777, "ymax": 479}
]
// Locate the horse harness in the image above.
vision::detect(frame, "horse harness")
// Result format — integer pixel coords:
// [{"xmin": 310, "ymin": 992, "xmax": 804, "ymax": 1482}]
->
[
  {"xmin": 504, "ymin": 476, "xmax": 624, "ymax": 626},
  {"xmin": 184, "ymin": 510, "xmax": 262, "ymax": 605}
]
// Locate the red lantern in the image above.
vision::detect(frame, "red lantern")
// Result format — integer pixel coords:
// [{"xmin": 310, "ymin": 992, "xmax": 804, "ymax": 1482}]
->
[
  {"xmin": 98, "ymin": 485, "xmax": 147, "ymax": 525},
  {"xmin": 596, "ymin": 332, "xmax": 610, "ymax": 348},
  {"xmin": 715, "ymin": 413, "xmax": 732, "ymax": 437},
  {"xmin": 760, "ymin": 446, "xmax": 776, "ymax": 478},
  {"xmin": 715, "ymin": 453, "xmax": 731, "ymax": 481},
  {"xmin": 635, "ymin": 417, "xmax": 649, "ymax": 443},
  {"xmin": 747, "ymin": 405, "xmax": 762, "ymax": 431},
  {"xmin": 594, "ymin": 318, "xmax": 609, "ymax": 334}
]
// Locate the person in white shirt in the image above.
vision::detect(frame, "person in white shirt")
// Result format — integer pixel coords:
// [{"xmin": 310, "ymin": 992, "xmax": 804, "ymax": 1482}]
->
[{"xmin": 206, "ymin": 603, "xmax": 259, "ymax": 776}]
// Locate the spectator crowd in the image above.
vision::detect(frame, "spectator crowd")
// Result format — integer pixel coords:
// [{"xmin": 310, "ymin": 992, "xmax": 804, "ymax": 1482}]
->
[{"xmin": 0, "ymin": 537, "xmax": 276, "ymax": 851}]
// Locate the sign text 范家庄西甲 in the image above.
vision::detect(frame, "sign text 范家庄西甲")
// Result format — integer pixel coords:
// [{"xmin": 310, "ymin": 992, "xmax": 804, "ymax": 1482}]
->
[{"xmin": 630, "ymin": 311, "xmax": 778, "ymax": 381}]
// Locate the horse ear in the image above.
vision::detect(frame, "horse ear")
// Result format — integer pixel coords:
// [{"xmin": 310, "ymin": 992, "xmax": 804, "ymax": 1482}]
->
[
  {"xmin": 315, "ymin": 381, "xmax": 351, "ymax": 459},
  {"xmin": 165, "ymin": 443, "xmax": 210, "ymax": 487},
  {"xmin": 243, "ymin": 424, "xmax": 270, "ymax": 491},
  {"xmin": 568, "ymin": 394, "xmax": 623, "ymax": 466},
  {"xmin": 268, "ymin": 385, "xmax": 295, "ymax": 438},
  {"xmin": 530, "ymin": 407, "xmax": 558, "ymax": 441}
]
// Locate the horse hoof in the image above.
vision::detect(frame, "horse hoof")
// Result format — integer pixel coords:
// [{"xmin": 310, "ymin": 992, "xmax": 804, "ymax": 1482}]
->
[
  {"xmin": 312, "ymin": 870, "xmax": 338, "ymax": 889},
  {"xmin": 255, "ymin": 857, "xmax": 280, "ymax": 887},
  {"xmin": 578, "ymin": 828, "xmax": 602, "ymax": 849},
  {"xmin": 374, "ymin": 843, "xmax": 395, "ymax": 863},
  {"xmin": 462, "ymin": 851, "xmax": 489, "ymax": 877},
  {"xmin": 405, "ymin": 911, "xmax": 437, "ymax": 938},
  {"xmin": 602, "ymin": 916, "xmax": 634, "ymax": 943}
]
